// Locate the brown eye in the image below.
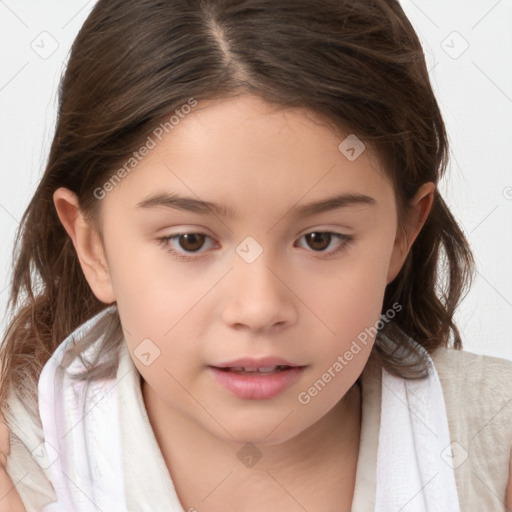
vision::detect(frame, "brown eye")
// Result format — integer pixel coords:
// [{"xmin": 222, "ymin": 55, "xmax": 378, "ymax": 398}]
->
[
  {"xmin": 157, "ymin": 232, "xmax": 216, "ymax": 260},
  {"xmin": 178, "ymin": 233, "xmax": 206, "ymax": 252},
  {"xmin": 304, "ymin": 232, "xmax": 332, "ymax": 251},
  {"xmin": 296, "ymin": 231, "xmax": 352, "ymax": 256}
]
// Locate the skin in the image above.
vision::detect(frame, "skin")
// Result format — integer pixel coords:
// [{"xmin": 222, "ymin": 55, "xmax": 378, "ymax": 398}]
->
[{"xmin": 8, "ymin": 92, "xmax": 506, "ymax": 511}]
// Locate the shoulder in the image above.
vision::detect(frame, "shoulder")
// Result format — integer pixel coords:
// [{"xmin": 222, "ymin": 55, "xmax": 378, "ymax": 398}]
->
[
  {"xmin": 431, "ymin": 345, "xmax": 512, "ymax": 446},
  {"xmin": 431, "ymin": 345, "xmax": 512, "ymax": 396},
  {"xmin": 431, "ymin": 346, "xmax": 512, "ymax": 508}
]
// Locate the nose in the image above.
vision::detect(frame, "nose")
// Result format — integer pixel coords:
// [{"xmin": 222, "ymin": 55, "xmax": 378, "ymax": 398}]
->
[{"xmin": 220, "ymin": 251, "xmax": 298, "ymax": 333}]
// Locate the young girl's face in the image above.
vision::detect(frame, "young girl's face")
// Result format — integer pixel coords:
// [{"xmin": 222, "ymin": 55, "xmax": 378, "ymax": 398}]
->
[{"xmin": 78, "ymin": 94, "xmax": 417, "ymax": 444}]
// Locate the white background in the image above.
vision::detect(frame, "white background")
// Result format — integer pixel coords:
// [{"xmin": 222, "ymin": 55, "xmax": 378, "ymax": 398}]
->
[{"xmin": 0, "ymin": 0, "xmax": 511, "ymax": 359}]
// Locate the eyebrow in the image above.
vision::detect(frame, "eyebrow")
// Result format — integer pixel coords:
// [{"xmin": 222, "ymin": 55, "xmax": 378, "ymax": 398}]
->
[{"xmin": 136, "ymin": 191, "xmax": 376, "ymax": 219}]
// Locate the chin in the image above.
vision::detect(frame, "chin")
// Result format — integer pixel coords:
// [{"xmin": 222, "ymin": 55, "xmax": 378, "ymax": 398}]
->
[{"xmin": 205, "ymin": 416, "xmax": 307, "ymax": 447}]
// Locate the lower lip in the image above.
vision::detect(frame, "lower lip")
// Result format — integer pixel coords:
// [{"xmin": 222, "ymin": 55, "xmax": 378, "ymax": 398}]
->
[{"xmin": 208, "ymin": 366, "xmax": 305, "ymax": 400}]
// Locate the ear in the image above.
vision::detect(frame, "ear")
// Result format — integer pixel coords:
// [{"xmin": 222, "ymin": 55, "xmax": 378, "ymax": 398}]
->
[
  {"xmin": 53, "ymin": 187, "xmax": 116, "ymax": 304},
  {"xmin": 386, "ymin": 182, "xmax": 436, "ymax": 284}
]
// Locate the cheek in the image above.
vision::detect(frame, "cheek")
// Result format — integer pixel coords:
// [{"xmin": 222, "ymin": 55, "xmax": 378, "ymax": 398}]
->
[
  {"xmin": 302, "ymin": 239, "xmax": 394, "ymax": 332},
  {"xmin": 294, "ymin": 231, "xmax": 396, "ymax": 376},
  {"xmin": 104, "ymin": 221, "xmax": 203, "ymax": 323}
]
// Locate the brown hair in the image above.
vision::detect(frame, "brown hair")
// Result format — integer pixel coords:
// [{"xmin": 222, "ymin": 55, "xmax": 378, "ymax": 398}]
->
[{"xmin": 0, "ymin": 0, "xmax": 474, "ymax": 408}]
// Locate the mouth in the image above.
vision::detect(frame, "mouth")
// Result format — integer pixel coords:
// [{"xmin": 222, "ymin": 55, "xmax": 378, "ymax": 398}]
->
[
  {"xmin": 214, "ymin": 365, "xmax": 295, "ymax": 375},
  {"xmin": 208, "ymin": 358, "xmax": 306, "ymax": 400}
]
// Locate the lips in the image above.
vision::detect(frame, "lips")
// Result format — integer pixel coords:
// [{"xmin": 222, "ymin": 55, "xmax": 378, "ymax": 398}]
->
[
  {"xmin": 220, "ymin": 365, "xmax": 291, "ymax": 374},
  {"xmin": 208, "ymin": 357, "xmax": 306, "ymax": 400},
  {"xmin": 213, "ymin": 357, "xmax": 298, "ymax": 371}
]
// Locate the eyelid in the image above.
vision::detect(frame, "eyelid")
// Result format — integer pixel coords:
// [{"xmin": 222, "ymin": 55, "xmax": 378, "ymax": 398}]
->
[
  {"xmin": 156, "ymin": 232, "xmax": 217, "ymax": 260},
  {"xmin": 294, "ymin": 232, "xmax": 352, "ymax": 257},
  {"xmin": 157, "ymin": 228, "xmax": 354, "ymax": 262}
]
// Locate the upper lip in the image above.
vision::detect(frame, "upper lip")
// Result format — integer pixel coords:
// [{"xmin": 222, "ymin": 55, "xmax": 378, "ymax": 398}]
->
[{"xmin": 212, "ymin": 357, "xmax": 301, "ymax": 370}]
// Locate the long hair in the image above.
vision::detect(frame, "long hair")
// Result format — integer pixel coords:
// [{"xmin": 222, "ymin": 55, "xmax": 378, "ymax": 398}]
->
[{"xmin": 0, "ymin": 0, "xmax": 474, "ymax": 408}]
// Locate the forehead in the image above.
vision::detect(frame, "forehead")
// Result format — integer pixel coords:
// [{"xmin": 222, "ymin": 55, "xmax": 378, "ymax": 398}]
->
[{"xmin": 102, "ymin": 94, "xmax": 393, "ymax": 216}]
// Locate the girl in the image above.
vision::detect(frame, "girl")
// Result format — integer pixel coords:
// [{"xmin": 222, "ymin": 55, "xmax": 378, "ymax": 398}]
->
[{"xmin": 1, "ymin": 0, "xmax": 511, "ymax": 511}]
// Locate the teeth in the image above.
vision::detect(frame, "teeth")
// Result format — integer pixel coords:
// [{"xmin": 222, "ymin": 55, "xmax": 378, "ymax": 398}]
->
[
  {"xmin": 257, "ymin": 366, "xmax": 279, "ymax": 372},
  {"xmin": 230, "ymin": 365, "xmax": 283, "ymax": 373}
]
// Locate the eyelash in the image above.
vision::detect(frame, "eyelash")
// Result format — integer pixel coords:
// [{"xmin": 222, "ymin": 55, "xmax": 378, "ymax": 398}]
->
[{"xmin": 156, "ymin": 231, "xmax": 354, "ymax": 261}]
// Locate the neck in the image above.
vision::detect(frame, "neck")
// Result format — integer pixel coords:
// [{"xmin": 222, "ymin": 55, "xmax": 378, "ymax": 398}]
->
[{"xmin": 143, "ymin": 380, "xmax": 362, "ymax": 512}]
